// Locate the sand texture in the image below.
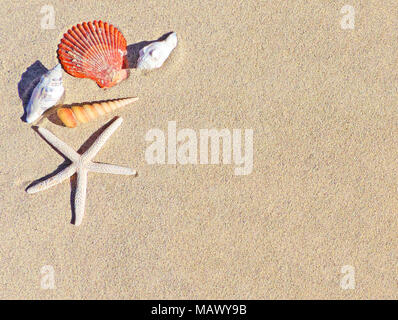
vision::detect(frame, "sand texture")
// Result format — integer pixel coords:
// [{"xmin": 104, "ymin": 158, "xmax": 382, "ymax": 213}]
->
[{"xmin": 0, "ymin": 0, "xmax": 397, "ymax": 299}]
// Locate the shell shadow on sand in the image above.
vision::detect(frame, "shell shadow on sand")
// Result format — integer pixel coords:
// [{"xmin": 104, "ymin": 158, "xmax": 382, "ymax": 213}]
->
[
  {"xmin": 124, "ymin": 32, "xmax": 174, "ymax": 68},
  {"xmin": 17, "ymin": 61, "xmax": 49, "ymax": 122}
]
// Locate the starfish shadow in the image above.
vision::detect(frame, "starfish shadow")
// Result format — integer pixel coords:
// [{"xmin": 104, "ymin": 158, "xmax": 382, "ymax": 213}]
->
[
  {"xmin": 124, "ymin": 32, "xmax": 174, "ymax": 68},
  {"xmin": 18, "ymin": 61, "xmax": 48, "ymax": 123},
  {"xmin": 25, "ymin": 161, "xmax": 71, "ymax": 191},
  {"xmin": 26, "ymin": 126, "xmax": 73, "ymax": 223},
  {"xmin": 27, "ymin": 117, "xmax": 120, "ymax": 225},
  {"xmin": 76, "ymin": 117, "xmax": 118, "ymax": 154},
  {"xmin": 69, "ymin": 175, "xmax": 78, "ymax": 225}
]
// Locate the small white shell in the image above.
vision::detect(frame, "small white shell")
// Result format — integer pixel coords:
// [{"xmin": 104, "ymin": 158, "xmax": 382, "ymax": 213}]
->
[
  {"xmin": 25, "ymin": 64, "xmax": 64, "ymax": 123},
  {"xmin": 137, "ymin": 32, "xmax": 177, "ymax": 70}
]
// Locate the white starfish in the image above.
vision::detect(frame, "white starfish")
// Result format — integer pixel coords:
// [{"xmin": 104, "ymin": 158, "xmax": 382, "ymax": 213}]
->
[{"xmin": 26, "ymin": 117, "xmax": 137, "ymax": 226}]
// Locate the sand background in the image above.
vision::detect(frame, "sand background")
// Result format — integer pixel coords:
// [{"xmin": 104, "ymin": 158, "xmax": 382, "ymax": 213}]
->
[{"xmin": 0, "ymin": 0, "xmax": 397, "ymax": 299}]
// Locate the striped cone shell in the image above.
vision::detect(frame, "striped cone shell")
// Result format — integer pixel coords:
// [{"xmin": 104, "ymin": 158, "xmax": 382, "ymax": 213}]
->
[
  {"xmin": 57, "ymin": 21, "xmax": 128, "ymax": 88},
  {"xmin": 57, "ymin": 97, "xmax": 138, "ymax": 128}
]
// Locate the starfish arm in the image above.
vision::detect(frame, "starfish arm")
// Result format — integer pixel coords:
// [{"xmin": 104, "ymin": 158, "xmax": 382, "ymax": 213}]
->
[
  {"xmin": 82, "ymin": 117, "xmax": 123, "ymax": 161},
  {"xmin": 87, "ymin": 162, "xmax": 137, "ymax": 176},
  {"xmin": 37, "ymin": 127, "xmax": 80, "ymax": 162},
  {"xmin": 74, "ymin": 168, "xmax": 88, "ymax": 226},
  {"xmin": 26, "ymin": 165, "xmax": 76, "ymax": 194}
]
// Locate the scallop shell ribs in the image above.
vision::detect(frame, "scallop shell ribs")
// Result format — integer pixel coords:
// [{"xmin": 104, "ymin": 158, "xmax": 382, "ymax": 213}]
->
[{"xmin": 57, "ymin": 21, "xmax": 128, "ymax": 88}]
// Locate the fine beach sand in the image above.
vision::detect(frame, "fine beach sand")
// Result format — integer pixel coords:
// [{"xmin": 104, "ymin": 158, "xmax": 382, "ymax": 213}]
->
[{"xmin": 0, "ymin": 0, "xmax": 397, "ymax": 299}]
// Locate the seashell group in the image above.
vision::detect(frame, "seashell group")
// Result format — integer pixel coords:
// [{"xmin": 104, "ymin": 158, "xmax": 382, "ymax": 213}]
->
[
  {"xmin": 137, "ymin": 32, "xmax": 177, "ymax": 70},
  {"xmin": 25, "ymin": 64, "xmax": 64, "ymax": 123},
  {"xmin": 24, "ymin": 20, "xmax": 183, "ymax": 226},
  {"xmin": 57, "ymin": 97, "xmax": 138, "ymax": 128},
  {"xmin": 57, "ymin": 21, "xmax": 129, "ymax": 88}
]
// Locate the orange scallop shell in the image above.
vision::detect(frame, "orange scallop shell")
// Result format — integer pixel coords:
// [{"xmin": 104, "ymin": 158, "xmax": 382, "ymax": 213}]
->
[{"xmin": 57, "ymin": 21, "xmax": 128, "ymax": 88}]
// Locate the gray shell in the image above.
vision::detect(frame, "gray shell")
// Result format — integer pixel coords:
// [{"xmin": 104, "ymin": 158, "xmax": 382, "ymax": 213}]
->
[{"xmin": 25, "ymin": 64, "xmax": 64, "ymax": 123}]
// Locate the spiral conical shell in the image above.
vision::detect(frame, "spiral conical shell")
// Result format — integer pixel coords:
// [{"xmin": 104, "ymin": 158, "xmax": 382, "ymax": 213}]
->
[
  {"xmin": 57, "ymin": 21, "xmax": 128, "ymax": 88},
  {"xmin": 57, "ymin": 97, "xmax": 138, "ymax": 128}
]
